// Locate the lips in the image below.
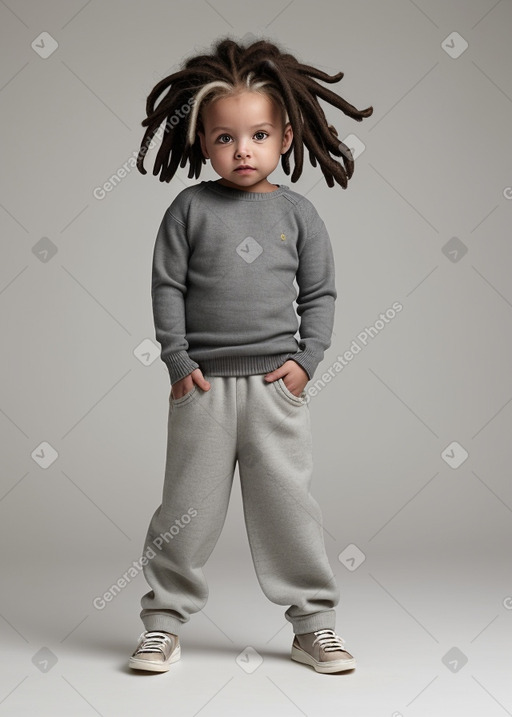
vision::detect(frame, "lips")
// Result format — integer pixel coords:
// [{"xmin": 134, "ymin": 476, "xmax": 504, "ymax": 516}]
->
[{"xmin": 235, "ymin": 165, "xmax": 255, "ymax": 171}]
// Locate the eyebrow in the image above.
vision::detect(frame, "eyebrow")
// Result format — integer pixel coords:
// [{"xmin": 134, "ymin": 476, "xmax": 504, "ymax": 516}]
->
[{"xmin": 209, "ymin": 122, "xmax": 275, "ymax": 133}]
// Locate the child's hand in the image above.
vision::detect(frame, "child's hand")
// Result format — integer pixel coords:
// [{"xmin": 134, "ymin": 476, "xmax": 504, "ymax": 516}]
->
[
  {"xmin": 171, "ymin": 368, "xmax": 211, "ymax": 399},
  {"xmin": 264, "ymin": 360, "xmax": 309, "ymax": 397}
]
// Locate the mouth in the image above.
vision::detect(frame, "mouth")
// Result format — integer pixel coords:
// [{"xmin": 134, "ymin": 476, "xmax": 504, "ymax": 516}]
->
[{"xmin": 234, "ymin": 165, "xmax": 255, "ymax": 172}]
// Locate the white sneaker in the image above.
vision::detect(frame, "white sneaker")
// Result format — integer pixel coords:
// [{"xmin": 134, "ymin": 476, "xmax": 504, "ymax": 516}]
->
[
  {"xmin": 291, "ymin": 629, "xmax": 356, "ymax": 673},
  {"xmin": 128, "ymin": 630, "xmax": 181, "ymax": 672}
]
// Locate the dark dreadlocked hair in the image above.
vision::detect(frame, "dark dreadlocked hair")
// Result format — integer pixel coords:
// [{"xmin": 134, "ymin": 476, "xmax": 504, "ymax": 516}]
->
[{"xmin": 137, "ymin": 36, "xmax": 373, "ymax": 189}]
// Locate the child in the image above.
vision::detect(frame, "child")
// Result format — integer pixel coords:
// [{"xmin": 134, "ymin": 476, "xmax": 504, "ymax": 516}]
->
[{"xmin": 128, "ymin": 37, "xmax": 372, "ymax": 674}]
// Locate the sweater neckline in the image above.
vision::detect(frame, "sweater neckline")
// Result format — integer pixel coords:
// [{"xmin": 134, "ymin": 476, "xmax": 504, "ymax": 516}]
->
[{"xmin": 202, "ymin": 180, "xmax": 288, "ymax": 200}]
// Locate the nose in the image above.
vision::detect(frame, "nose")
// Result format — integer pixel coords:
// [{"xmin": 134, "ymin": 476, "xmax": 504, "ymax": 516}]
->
[{"xmin": 235, "ymin": 140, "xmax": 249, "ymax": 158}]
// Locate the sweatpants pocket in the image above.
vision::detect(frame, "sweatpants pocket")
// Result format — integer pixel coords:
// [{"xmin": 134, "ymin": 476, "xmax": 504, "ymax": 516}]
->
[
  {"xmin": 169, "ymin": 385, "xmax": 197, "ymax": 406},
  {"xmin": 274, "ymin": 377, "xmax": 308, "ymax": 406}
]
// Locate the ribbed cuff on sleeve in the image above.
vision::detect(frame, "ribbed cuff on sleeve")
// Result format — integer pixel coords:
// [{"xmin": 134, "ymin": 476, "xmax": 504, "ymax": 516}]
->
[
  {"xmin": 286, "ymin": 348, "xmax": 320, "ymax": 382},
  {"xmin": 162, "ymin": 351, "xmax": 200, "ymax": 385}
]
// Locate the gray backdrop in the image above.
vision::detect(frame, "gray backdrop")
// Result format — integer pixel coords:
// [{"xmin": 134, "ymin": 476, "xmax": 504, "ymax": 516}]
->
[{"xmin": 1, "ymin": 1, "xmax": 511, "ymax": 715}]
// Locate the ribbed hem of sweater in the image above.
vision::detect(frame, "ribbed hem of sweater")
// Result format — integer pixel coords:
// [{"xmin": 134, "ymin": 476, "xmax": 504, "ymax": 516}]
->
[
  {"xmin": 197, "ymin": 353, "xmax": 294, "ymax": 377},
  {"xmin": 163, "ymin": 349, "xmax": 320, "ymax": 384}
]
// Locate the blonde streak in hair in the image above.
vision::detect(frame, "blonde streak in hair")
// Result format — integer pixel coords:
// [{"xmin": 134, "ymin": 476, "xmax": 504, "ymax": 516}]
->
[
  {"xmin": 186, "ymin": 80, "xmax": 234, "ymax": 146},
  {"xmin": 244, "ymin": 77, "xmax": 287, "ymax": 122},
  {"xmin": 251, "ymin": 79, "xmax": 291, "ymax": 127},
  {"xmin": 249, "ymin": 81, "xmax": 268, "ymax": 91}
]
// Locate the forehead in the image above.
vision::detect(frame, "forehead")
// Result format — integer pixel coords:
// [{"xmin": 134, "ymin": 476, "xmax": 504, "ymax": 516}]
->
[{"xmin": 202, "ymin": 91, "xmax": 281, "ymax": 126}]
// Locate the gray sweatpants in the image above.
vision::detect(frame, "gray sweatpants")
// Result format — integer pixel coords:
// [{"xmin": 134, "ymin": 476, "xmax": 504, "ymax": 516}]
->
[{"xmin": 139, "ymin": 372, "xmax": 340, "ymax": 636}]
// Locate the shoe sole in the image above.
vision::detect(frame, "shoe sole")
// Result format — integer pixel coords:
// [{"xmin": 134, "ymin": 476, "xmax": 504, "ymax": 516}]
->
[
  {"xmin": 291, "ymin": 645, "xmax": 356, "ymax": 673},
  {"xmin": 128, "ymin": 644, "xmax": 181, "ymax": 672}
]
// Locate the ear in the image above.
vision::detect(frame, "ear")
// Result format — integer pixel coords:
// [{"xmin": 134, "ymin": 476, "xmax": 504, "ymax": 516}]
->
[
  {"xmin": 281, "ymin": 123, "xmax": 293, "ymax": 154},
  {"xmin": 197, "ymin": 131, "xmax": 210, "ymax": 160}
]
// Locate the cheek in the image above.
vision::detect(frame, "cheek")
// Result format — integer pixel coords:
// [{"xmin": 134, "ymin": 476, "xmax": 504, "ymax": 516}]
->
[
  {"xmin": 206, "ymin": 143, "xmax": 227, "ymax": 161},
  {"xmin": 267, "ymin": 138, "xmax": 284, "ymax": 154}
]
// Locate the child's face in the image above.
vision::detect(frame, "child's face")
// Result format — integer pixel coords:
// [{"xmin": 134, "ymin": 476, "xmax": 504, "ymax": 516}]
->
[{"xmin": 198, "ymin": 91, "xmax": 293, "ymax": 193}]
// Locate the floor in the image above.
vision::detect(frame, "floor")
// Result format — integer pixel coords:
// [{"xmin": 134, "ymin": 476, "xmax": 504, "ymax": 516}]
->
[{"xmin": 2, "ymin": 538, "xmax": 510, "ymax": 716}]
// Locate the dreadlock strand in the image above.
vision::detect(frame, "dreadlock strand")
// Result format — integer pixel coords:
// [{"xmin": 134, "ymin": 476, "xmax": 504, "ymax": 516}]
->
[
  {"xmin": 161, "ymin": 130, "xmax": 188, "ymax": 182},
  {"xmin": 295, "ymin": 64, "xmax": 345, "ymax": 84},
  {"xmin": 145, "ymin": 69, "xmax": 196, "ymax": 119},
  {"xmin": 261, "ymin": 63, "xmax": 305, "ymax": 182},
  {"xmin": 294, "ymin": 85, "xmax": 353, "ymax": 187},
  {"xmin": 296, "ymin": 88, "xmax": 346, "ymax": 169},
  {"xmin": 290, "ymin": 81, "xmax": 342, "ymax": 177},
  {"xmin": 281, "ymin": 150, "xmax": 291, "ymax": 176},
  {"xmin": 152, "ymin": 131, "xmax": 173, "ymax": 178},
  {"xmin": 137, "ymin": 126, "xmax": 157, "ymax": 174},
  {"xmin": 302, "ymin": 123, "xmax": 350, "ymax": 188},
  {"xmin": 302, "ymin": 75, "xmax": 373, "ymax": 122}
]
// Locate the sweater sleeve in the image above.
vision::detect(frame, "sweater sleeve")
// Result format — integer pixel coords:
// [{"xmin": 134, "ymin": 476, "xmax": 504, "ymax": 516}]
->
[
  {"xmin": 288, "ymin": 214, "xmax": 337, "ymax": 381},
  {"xmin": 151, "ymin": 204, "xmax": 199, "ymax": 385}
]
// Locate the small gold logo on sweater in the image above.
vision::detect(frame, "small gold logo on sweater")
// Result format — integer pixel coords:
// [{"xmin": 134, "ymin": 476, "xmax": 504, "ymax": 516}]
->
[{"xmin": 280, "ymin": 233, "xmax": 286, "ymax": 241}]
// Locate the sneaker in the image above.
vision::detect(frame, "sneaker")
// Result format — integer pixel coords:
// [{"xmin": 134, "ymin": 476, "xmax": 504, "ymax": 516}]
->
[
  {"xmin": 128, "ymin": 630, "xmax": 181, "ymax": 672},
  {"xmin": 291, "ymin": 628, "xmax": 356, "ymax": 673}
]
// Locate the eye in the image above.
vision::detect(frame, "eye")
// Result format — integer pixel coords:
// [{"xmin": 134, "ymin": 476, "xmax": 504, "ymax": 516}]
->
[
  {"xmin": 254, "ymin": 131, "xmax": 268, "ymax": 140},
  {"xmin": 217, "ymin": 134, "xmax": 232, "ymax": 144}
]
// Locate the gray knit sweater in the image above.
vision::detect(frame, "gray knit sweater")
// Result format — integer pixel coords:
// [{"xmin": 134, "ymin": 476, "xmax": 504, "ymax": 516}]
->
[{"xmin": 151, "ymin": 180, "xmax": 337, "ymax": 385}]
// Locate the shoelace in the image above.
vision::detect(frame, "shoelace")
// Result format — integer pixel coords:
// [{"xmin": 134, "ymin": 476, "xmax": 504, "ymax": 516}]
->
[
  {"xmin": 311, "ymin": 629, "xmax": 348, "ymax": 653},
  {"xmin": 135, "ymin": 630, "xmax": 174, "ymax": 656}
]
